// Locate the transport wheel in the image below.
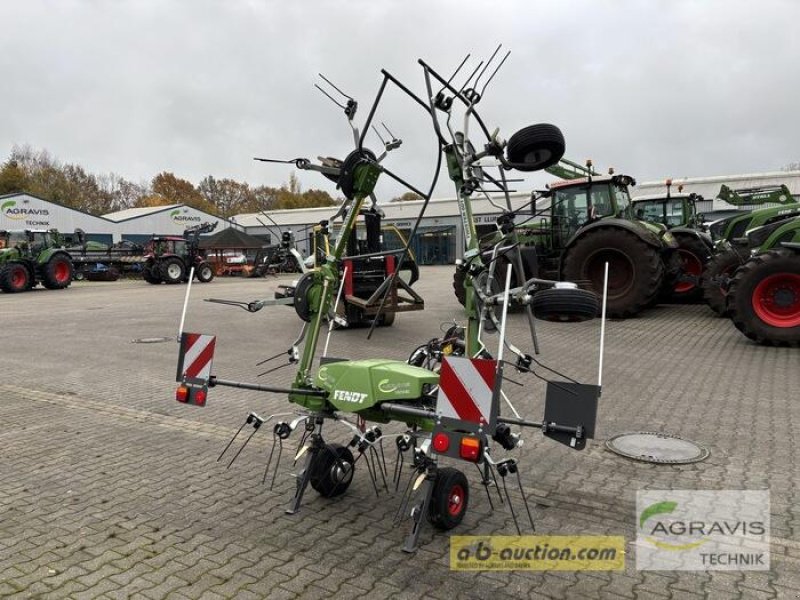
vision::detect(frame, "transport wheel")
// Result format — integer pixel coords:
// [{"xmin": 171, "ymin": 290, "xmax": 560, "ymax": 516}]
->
[
  {"xmin": 0, "ymin": 263, "xmax": 30, "ymax": 293},
  {"xmin": 701, "ymin": 248, "xmax": 744, "ymax": 316},
  {"xmin": 42, "ymin": 255, "xmax": 74, "ymax": 289},
  {"xmin": 532, "ymin": 287, "xmax": 599, "ymax": 321},
  {"xmin": 727, "ymin": 249, "xmax": 800, "ymax": 347},
  {"xmin": 562, "ymin": 228, "xmax": 663, "ymax": 318},
  {"xmin": 669, "ymin": 234, "xmax": 712, "ymax": 302},
  {"xmin": 506, "ymin": 124, "xmax": 565, "ymax": 172},
  {"xmin": 196, "ymin": 261, "xmax": 214, "ymax": 283},
  {"xmin": 378, "ymin": 311, "xmax": 396, "ymax": 326},
  {"xmin": 309, "ymin": 443, "xmax": 355, "ymax": 498},
  {"xmin": 452, "ymin": 268, "xmax": 467, "ymax": 307},
  {"xmin": 428, "ymin": 467, "xmax": 469, "ymax": 530},
  {"xmin": 160, "ymin": 257, "xmax": 185, "ymax": 284}
]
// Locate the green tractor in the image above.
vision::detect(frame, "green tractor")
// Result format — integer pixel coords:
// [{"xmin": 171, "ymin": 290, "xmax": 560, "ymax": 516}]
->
[
  {"xmin": 632, "ymin": 180, "xmax": 714, "ymax": 302},
  {"xmin": 726, "ymin": 217, "xmax": 800, "ymax": 345},
  {"xmin": 455, "ymin": 159, "xmax": 679, "ymax": 318},
  {"xmin": 0, "ymin": 229, "xmax": 74, "ymax": 293},
  {"xmin": 701, "ymin": 184, "xmax": 799, "ymax": 315}
]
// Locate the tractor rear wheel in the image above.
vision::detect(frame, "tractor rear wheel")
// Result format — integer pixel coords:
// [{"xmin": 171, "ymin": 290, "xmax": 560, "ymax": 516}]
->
[
  {"xmin": 196, "ymin": 261, "xmax": 214, "ymax": 283},
  {"xmin": 532, "ymin": 287, "xmax": 599, "ymax": 322},
  {"xmin": 669, "ymin": 234, "xmax": 712, "ymax": 303},
  {"xmin": 309, "ymin": 443, "xmax": 355, "ymax": 498},
  {"xmin": 160, "ymin": 257, "xmax": 185, "ymax": 284},
  {"xmin": 0, "ymin": 263, "xmax": 30, "ymax": 293},
  {"xmin": 42, "ymin": 255, "xmax": 74, "ymax": 289},
  {"xmin": 727, "ymin": 249, "xmax": 800, "ymax": 346},
  {"xmin": 562, "ymin": 228, "xmax": 663, "ymax": 318},
  {"xmin": 428, "ymin": 467, "xmax": 469, "ymax": 530},
  {"xmin": 701, "ymin": 248, "xmax": 745, "ymax": 316}
]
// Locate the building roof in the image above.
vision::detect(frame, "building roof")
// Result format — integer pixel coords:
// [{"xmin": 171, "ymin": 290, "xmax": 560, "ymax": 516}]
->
[
  {"xmin": 632, "ymin": 171, "xmax": 800, "ymax": 201},
  {"xmin": 102, "ymin": 204, "xmax": 183, "ymax": 222},
  {"xmin": 199, "ymin": 227, "xmax": 267, "ymax": 249}
]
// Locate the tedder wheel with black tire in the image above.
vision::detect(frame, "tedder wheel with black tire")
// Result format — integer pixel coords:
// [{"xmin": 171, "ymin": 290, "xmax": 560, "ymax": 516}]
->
[
  {"xmin": 532, "ymin": 287, "xmax": 599, "ymax": 322},
  {"xmin": 701, "ymin": 248, "xmax": 745, "ymax": 316},
  {"xmin": 562, "ymin": 228, "xmax": 663, "ymax": 318},
  {"xmin": 669, "ymin": 234, "xmax": 712, "ymax": 303},
  {"xmin": 42, "ymin": 255, "xmax": 74, "ymax": 289},
  {"xmin": 0, "ymin": 263, "xmax": 30, "ymax": 293},
  {"xmin": 196, "ymin": 262, "xmax": 214, "ymax": 283},
  {"xmin": 452, "ymin": 267, "xmax": 467, "ymax": 307},
  {"xmin": 452, "ymin": 256, "xmax": 517, "ymax": 308},
  {"xmin": 727, "ymin": 249, "xmax": 800, "ymax": 347},
  {"xmin": 160, "ymin": 257, "xmax": 186, "ymax": 284},
  {"xmin": 506, "ymin": 124, "xmax": 565, "ymax": 172},
  {"xmin": 309, "ymin": 443, "xmax": 355, "ymax": 498},
  {"xmin": 142, "ymin": 264, "xmax": 161, "ymax": 284},
  {"xmin": 427, "ymin": 467, "xmax": 469, "ymax": 530}
]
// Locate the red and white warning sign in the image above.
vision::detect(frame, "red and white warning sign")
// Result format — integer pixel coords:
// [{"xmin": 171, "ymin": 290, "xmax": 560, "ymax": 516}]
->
[
  {"xmin": 176, "ymin": 332, "xmax": 216, "ymax": 383},
  {"xmin": 437, "ymin": 356, "xmax": 497, "ymax": 430}
]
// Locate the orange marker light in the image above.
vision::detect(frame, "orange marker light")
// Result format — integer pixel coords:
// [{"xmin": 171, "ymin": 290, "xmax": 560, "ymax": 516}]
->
[{"xmin": 459, "ymin": 436, "xmax": 481, "ymax": 461}]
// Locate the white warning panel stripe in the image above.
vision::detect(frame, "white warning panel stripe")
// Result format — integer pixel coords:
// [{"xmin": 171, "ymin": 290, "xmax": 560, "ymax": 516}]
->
[
  {"xmin": 182, "ymin": 333, "xmax": 216, "ymax": 381},
  {"xmin": 437, "ymin": 356, "xmax": 496, "ymax": 425}
]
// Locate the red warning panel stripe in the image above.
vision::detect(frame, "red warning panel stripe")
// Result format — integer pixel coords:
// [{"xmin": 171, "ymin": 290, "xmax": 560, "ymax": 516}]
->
[
  {"xmin": 438, "ymin": 359, "xmax": 484, "ymax": 424},
  {"xmin": 185, "ymin": 338, "xmax": 216, "ymax": 379}
]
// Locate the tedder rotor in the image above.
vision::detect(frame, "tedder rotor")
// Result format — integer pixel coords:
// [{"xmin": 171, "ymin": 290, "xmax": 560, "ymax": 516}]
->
[{"xmin": 173, "ymin": 48, "xmax": 607, "ymax": 552}]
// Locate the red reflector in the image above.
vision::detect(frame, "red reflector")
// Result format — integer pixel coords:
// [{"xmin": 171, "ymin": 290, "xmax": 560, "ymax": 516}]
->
[
  {"xmin": 459, "ymin": 436, "xmax": 481, "ymax": 462},
  {"xmin": 432, "ymin": 432, "xmax": 450, "ymax": 453},
  {"xmin": 194, "ymin": 389, "xmax": 207, "ymax": 406},
  {"xmin": 176, "ymin": 386, "xmax": 189, "ymax": 403}
]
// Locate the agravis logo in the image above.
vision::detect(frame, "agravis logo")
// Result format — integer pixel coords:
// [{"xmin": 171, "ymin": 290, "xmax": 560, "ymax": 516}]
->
[
  {"xmin": 170, "ymin": 209, "xmax": 201, "ymax": 224},
  {"xmin": 636, "ymin": 490, "xmax": 770, "ymax": 571},
  {"xmin": 2, "ymin": 200, "xmax": 50, "ymax": 220}
]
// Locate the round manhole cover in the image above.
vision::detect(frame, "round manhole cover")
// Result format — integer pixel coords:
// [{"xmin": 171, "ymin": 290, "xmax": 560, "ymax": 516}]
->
[
  {"xmin": 132, "ymin": 337, "xmax": 174, "ymax": 344},
  {"xmin": 605, "ymin": 432, "xmax": 709, "ymax": 464}
]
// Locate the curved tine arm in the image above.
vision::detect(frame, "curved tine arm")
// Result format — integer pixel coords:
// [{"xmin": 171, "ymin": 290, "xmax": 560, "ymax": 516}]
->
[{"xmin": 418, "ymin": 59, "xmax": 493, "ymax": 140}]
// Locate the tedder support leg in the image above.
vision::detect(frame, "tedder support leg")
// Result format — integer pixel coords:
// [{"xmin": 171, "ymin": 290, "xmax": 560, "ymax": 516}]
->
[{"xmin": 402, "ymin": 470, "xmax": 436, "ymax": 553}]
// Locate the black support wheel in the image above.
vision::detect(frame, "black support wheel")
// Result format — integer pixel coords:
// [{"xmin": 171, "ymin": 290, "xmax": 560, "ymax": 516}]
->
[
  {"xmin": 506, "ymin": 124, "xmax": 565, "ymax": 172},
  {"xmin": 727, "ymin": 249, "xmax": 800, "ymax": 347},
  {"xmin": 532, "ymin": 287, "xmax": 599, "ymax": 322},
  {"xmin": 669, "ymin": 234, "xmax": 712, "ymax": 303},
  {"xmin": 427, "ymin": 467, "xmax": 469, "ymax": 530},
  {"xmin": 309, "ymin": 443, "xmax": 355, "ymax": 498},
  {"xmin": 701, "ymin": 248, "xmax": 745, "ymax": 316},
  {"xmin": 562, "ymin": 228, "xmax": 663, "ymax": 318},
  {"xmin": 160, "ymin": 257, "xmax": 185, "ymax": 284},
  {"xmin": 452, "ymin": 267, "xmax": 467, "ymax": 307}
]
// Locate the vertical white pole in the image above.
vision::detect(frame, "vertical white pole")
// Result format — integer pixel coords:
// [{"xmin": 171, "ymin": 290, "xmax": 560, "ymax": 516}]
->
[
  {"xmin": 598, "ymin": 262, "xmax": 609, "ymax": 387},
  {"xmin": 177, "ymin": 266, "xmax": 195, "ymax": 341},
  {"xmin": 323, "ymin": 266, "xmax": 348, "ymax": 358},
  {"xmin": 496, "ymin": 263, "xmax": 513, "ymax": 364}
]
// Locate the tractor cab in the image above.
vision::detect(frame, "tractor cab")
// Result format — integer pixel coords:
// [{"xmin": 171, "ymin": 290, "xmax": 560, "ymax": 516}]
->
[
  {"xmin": 147, "ymin": 236, "xmax": 188, "ymax": 259},
  {"xmin": 633, "ymin": 194, "xmax": 700, "ymax": 229}
]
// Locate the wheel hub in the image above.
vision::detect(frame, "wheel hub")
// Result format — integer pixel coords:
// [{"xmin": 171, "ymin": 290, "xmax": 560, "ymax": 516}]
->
[
  {"xmin": 448, "ymin": 485, "xmax": 465, "ymax": 516},
  {"xmin": 752, "ymin": 273, "xmax": 800, "ymax": 328}
]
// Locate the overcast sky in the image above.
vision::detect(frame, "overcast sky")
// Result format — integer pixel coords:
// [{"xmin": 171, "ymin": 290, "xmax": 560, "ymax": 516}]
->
[{"xmin": 2, "ymin": 0, "xmax": 799, "ymax": 201}]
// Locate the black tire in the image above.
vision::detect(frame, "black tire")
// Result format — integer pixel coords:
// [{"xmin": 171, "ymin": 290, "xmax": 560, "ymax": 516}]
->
[
  {"xmin": 427, "ymin": 467, "xmax": 469, "ymax": 530},
  {"xmin": 532, "ymin": 287, "xmax": 599, "ymax": 322},
  {"xmin": 727, "ymin": 249, "xmax": 800, "ymax": 347},
  {"xmin": 701, "ymin": 249, "xmax": 745, "ymax": 316},
  {"xmin": 452, "ymin": 255, "xmax": 516, "ymax": 308},
  {"xmin": 160, "ymin": 257, "xmax": 185, "ymax": 284},
  {"xmin": 309, "ymin": 443, "xmax": 355, "ymax": 498},
  {"xmin": 378, "ymin": 310, "xmax": 395, "ymax": 326},
  {"xmin": 142, "ymin": 263, "xmax": 161, "ymax": 284},
  {"xmin": 453, "ymin": 268, "xmax": 467, "ymax": 307},
  {"xmin": 562, "ymin": 228, "xmax": 663, "ymax": 318},
  {"xmin": 669, "ymin": 234, "xmax": 713, "ymax": 303},
  {"xmin": 506, "ymin": 124, "xmax": 565, "ymax": 172},
  {"xmin": 196, "ymin": 261, "xmax": 214, "ymax": 283},
  {"xmin": 42, "ymin": 255, "xmax": 74, "ymax": 289},
  {"xmin": 0, "ymin": 263, "xmax": 31, "ymax": 293}
]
